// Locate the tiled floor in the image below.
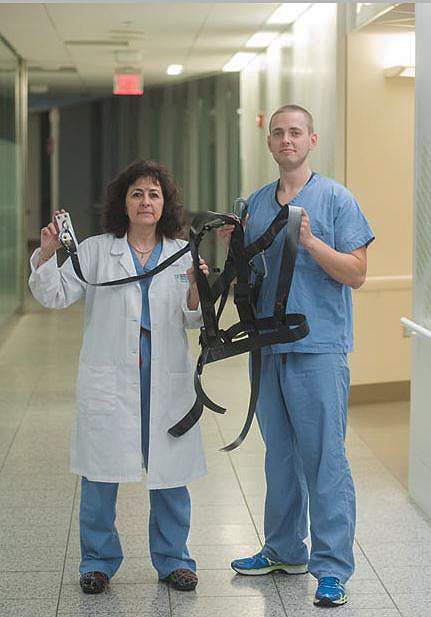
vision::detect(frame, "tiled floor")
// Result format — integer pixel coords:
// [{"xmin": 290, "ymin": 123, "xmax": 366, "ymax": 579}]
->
[{"xmin": 1, "ymin": 296, "xmax": 431, "ymax": 616}]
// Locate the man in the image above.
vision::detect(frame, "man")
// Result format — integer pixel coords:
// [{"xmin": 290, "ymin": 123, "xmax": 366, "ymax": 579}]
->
[{"xmin": 224, "ymin": 105, "xmax": 374, "ymax": 607}]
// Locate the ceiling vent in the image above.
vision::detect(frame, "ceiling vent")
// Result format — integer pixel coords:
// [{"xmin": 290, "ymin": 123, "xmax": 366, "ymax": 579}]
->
[
  {"xmin": 28, "ymin": 66, "xmax": 78, "ymax": 73},
  {"xmin": 65, "ymin": 40, "xmax": 130, "ymax": 47},
  {"xmin": 114, "ymin": 50, "xmax": 142, "ymax": 65},
  {"xmin": 109, "ymin": 28, "xmax": 146, "ymax": 37}
]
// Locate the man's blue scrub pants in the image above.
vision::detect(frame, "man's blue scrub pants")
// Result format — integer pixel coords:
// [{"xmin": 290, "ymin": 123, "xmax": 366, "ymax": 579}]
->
[
  {"xmin": 255, "ymin": 352, "xmax": 355, "ymax": 583},
  {"xmin": 79, "ymin": 330, "xmax": 195, "ymax": 580}
]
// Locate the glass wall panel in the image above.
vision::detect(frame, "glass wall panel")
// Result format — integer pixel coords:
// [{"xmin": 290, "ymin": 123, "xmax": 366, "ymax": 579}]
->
[{"xmin": 0, "ymin": 38, "xmax": 20, "ymax": 329}]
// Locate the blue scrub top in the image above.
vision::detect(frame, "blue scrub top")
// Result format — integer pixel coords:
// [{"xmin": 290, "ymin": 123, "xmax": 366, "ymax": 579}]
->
[
  {"xmin": 129, "ymin": 240, "xmax": 162, "ymax": 330},
  {"xmin": 244, "ymin": 173, "xmax": 375, "ymax": 354}
]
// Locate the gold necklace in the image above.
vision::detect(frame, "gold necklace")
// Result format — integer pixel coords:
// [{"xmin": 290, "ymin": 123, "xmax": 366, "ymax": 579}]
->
[{"xmin": 129, "ymin": 242, "xmax": 156, "ymax": 256}]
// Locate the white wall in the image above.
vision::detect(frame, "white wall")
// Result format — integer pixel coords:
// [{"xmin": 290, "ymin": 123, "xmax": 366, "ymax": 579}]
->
[
  {"xmin": 290, "ymin": 2, "xmax": 338, "ymax": 178},
  {"xmin": 240, "ymin": 55, "xmax": 273, "ymax": 196},
  {"xmin": 409, "ymin": 3, "xmax": 431, "ymax": 518},
  {"xmin": 239, "ymin": 3, "xmax": 342, "ymax": 198}
]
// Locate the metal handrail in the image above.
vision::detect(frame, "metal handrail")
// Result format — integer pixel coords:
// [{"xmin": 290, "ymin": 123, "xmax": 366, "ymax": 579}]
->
[{"xmin": 400, "ymin": 317, "xmax": 431, "ymax": 340}]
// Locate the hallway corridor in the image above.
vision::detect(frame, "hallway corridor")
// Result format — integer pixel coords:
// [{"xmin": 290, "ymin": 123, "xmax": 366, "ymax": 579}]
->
[{"xmin": 1, "ymin": 298, "xmax": 430, "ymax": 617}]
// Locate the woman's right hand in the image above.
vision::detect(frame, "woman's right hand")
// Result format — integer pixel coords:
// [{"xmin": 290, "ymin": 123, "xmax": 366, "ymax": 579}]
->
[
  {"xmin": 38, "ymin": 210, "xmax": 65, "ymax": 263},
  {"xmin": 217, "ymin": 212, "xmax": 249, "ymax": 248}
]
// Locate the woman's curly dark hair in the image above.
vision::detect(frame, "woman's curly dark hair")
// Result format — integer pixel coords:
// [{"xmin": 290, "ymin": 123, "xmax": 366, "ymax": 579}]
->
[{"xmin": 102, "ymin": 160, "xmax": 185, "ymax": 239}]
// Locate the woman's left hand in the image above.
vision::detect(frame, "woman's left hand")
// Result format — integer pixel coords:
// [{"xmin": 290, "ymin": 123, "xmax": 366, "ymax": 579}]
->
[
  {"xmin": 186, "ymin": 258, "xmax": 209, "ymax": 309},
  {"xmin": 186, "ymin": 257, "xmax": 209, "ymax": 285}
]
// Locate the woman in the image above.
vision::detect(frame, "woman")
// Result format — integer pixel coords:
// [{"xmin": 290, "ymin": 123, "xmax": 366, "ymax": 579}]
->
[{"xmin": 29, "ymin": 160, "xmax": 209, "ymax": 593}]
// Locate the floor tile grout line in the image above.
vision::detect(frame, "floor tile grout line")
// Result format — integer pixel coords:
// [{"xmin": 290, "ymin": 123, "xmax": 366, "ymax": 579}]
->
[
  {"xmin": 0, "ymin": 381, "xmax": 41, "ymax": 475},
  {"xmin": 55, "ymin": 474, "xmax": 79, "ymax": 617},
  {"xmin": 271, "ymin": 572, "xmax": 302, "ymax": 617},
  {"xmin": 212, "ymin": 415, "xmax": 263, "ymax": 544},
  {"xmin": 212, "ymin": 415, "xmax": 290, "ymax": 617},
  {"xmin": 167, "ymin": 577, "xmax": 173, "ymax": 616},
  {"xmin": 354, "ymin": 538, "xmax": 405, "ymax": 616}
]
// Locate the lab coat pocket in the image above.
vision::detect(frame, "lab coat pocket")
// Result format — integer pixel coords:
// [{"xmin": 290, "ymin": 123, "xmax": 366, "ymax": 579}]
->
[
  {"xmin": 77, "ymin": 364, "xmax": 117, "ymax": 416},
  {"xmin": 167, "ymin": 372, "xmax": 196, "ymax": 424}
]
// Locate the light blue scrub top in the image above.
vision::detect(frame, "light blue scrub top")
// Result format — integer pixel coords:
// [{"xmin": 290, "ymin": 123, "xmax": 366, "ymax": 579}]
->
[
  {"xmin": 244, "ymin": 173, "xmax": 375, "ymax": 354},
  {"xmin": 129, "ymin": 240, "xmax": 162, "ymax": 330}
]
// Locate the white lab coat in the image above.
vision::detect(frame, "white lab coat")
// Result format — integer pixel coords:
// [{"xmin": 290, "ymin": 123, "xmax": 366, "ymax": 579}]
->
[{"xmin": 29, "ymin": 233, "xmax": 207, "ymax": 488}]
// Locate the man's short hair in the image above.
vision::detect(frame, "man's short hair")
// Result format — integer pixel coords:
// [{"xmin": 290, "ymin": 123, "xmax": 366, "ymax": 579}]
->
[{"xmin": 269, "ymin": 105, "xmax": 314, "ymax": 134}]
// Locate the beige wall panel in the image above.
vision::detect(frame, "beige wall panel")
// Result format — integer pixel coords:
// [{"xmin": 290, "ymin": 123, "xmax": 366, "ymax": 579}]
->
[
  {"xmin": 347, "ymin": 31, "xmax": 414, "ymax": 277},
  {"xmin": 347, "ymin": 30, "xmax": 414, "ymax": 385},
  {"xmin": 350, "ymin": 284, "xmax": 411, "ymax": 385}
]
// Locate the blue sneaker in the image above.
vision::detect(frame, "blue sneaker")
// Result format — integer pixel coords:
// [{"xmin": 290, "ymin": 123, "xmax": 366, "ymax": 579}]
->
[
  {"xmin": 231, "ymin": 552, "xmax": 308, "ymax": 576},
  {"xmin": 314, "ymin": 577, "xmax": 347, "ymax": 607}
]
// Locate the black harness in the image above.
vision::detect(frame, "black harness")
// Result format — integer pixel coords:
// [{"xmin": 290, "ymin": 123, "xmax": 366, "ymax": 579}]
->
[{"xmin": 58, "ymin": 205, "xmax": 309, "ymax": 451}]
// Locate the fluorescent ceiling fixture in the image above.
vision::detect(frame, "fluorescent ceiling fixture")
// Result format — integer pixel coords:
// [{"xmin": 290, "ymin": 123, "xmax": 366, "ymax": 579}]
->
[
  {"xmin": 167, "ymin": 64, "xmax": 183, "ymax": 75},
  {"xmin": 246, "ymin": 31, "xmax": 279, "ymax": 48},
  {"xmin": 267, "ymin": 3, "xmax": 311, "ymax": 25},
  {"xmin": 384, "ymin": 65, "xmax": 415, "ymax": 78},
  {"xmin": 223, "ymin": 52, "xmax": 256, "ymax": 72},
  {"xmin": 356, "ymin": 2, "xmax": 374, "ymax": 14}
]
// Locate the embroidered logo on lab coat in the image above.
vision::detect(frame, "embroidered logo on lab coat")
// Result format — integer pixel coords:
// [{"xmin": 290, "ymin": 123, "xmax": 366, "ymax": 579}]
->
[{"xmin": 174, "ymin": 273, "xmax": 188, "ymax": 284}]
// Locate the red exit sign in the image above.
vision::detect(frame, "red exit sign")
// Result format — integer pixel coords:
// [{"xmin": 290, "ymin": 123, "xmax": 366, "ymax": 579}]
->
[{"xmin": 113, "ymin": 73, "xmax": 143, "ymax": 95}]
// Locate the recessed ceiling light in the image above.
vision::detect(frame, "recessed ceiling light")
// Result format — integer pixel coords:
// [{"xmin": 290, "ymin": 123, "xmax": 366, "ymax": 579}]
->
[
  {"xmin": 267, "ymin": 3, "xmax": 311, "ymax": 25},
  {"xmin": 246, "ymin": 31, "xmax": 279, "ymax": 49},
  {"xmin": 223, "ymin": 53, "xmax": 256, "ymax": 72},
  {"xmin": 167, "ymin": 64, "xmax": 183, "ymax": 76}
]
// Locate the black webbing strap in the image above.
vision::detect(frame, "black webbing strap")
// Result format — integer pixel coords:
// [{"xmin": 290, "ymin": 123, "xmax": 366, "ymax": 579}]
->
[
  {"xmin": 274, "ymin": 205, "xmax": 302, "ymax": 322},
  {"xmin": 168, "ymin": 204, "xmax": 309, "ymax": 451},
  {"xmin": 244, "ymin": 205, "xmax": 290, "ymax": 259},
  {"xmin": 168, "ymin": 396, "xmax": 204, "ymax": 438},
  {"xmin": 65, "ymin": 244, "xmax": 191, "ymax": 287},
  {"xmin": 207, "ymin": 205, "xmax": 290, "ymax": 305},
  {"xmin": 220, "ymin": 348, "xmax": 261, "ymax": 452},
  {"xmin": 188, "ymin": 212, "xmax": 243, "ymax": 342}
]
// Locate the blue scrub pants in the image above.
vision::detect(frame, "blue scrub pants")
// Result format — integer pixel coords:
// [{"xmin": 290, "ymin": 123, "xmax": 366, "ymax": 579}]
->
[
  {"xmin": 255, "ymin": 352, "xmax": 355, "ymax": 583},
  {"xmin": 79, "ymin": 330, "xmax": 195, "ymax": 580}
]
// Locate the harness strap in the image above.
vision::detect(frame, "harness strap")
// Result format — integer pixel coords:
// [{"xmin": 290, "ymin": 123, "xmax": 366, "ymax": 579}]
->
[
  {"xmin": 274, "ymin": 205, "xmax": 302, "ymax": 321},
  {"xmin": 167, "ymin": 397, "xmax": 204, "ymax": 438},
  {"xmin": 220, "ymin": 348, "xmax": 261, "ymax": 452},
  {"xmin": 168, "ymin": 205, "xmax": 308, "ymax": 450},
  {"xmin": 189, "ymin": 212, "xmax": 242, "ymax": 343},
  {"xmin": 244, "ymin": 205, "xmax": 289, "ymax": 259}
]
